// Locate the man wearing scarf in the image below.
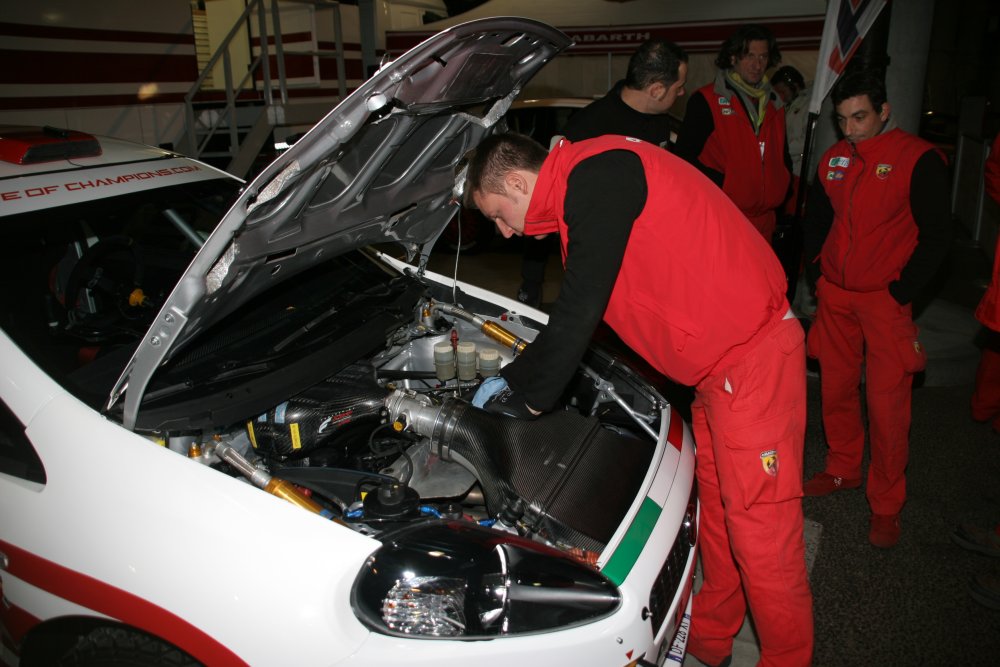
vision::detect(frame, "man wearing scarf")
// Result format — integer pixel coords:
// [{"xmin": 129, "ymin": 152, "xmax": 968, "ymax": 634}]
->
[{"xmin": 675, "ymin": 24, "xmax": 792, "ymax": 244}]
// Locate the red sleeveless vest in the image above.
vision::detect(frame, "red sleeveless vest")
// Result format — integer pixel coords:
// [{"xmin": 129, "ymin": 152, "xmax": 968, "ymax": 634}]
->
[
  {"xmin": 523, "ymin": 135, "xmax": 788, "ymax": 386},
  {"xmin": 695, "ymin": 83, "xmax": 790, "ymax": 236}
]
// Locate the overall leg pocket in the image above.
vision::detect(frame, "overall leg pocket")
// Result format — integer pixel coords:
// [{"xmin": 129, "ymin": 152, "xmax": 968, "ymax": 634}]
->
[
  {"xmin": 722, "ymin": 409, "xmax": 803, "ymax": 508},
  {"xmin": 893, "ymin": 322, "xmax": 927, "ymax": 374}
]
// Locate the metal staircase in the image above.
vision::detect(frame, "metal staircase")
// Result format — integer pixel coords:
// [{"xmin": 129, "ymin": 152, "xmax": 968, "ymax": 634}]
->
[{"xmin": 181, "ymin": 0, "xmax": 350, "ymax": 178}]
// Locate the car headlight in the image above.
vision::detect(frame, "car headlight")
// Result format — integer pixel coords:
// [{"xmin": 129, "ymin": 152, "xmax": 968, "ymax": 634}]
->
[{"xmin": 352, "ymin": 521, "xmax": 621, "ymax": 638}]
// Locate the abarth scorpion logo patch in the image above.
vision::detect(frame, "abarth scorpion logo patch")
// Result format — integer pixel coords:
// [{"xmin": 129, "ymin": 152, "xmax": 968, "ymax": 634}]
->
[{"xmin": 760, "ymin": 450, "xmax": 778, "ymax": 476}]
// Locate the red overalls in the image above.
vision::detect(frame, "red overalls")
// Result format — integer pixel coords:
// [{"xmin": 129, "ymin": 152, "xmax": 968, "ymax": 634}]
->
[
  {"xmin": 694, "ymin": 82, "xmax": 790, "ymax": 243},
  {"xmin": 971, "ymin": 133, "xmax": 1000, "ymax": 424},
  {"xmin": 809, "ymin": 128, "xmax": 937, "ymax": 515},
  {"xmin": 524, "ymin": 137, "xmax": 813, "ymax": 666}
]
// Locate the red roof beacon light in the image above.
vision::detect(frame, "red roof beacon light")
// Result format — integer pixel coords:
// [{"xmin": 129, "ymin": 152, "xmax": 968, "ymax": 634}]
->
[{"xmin": 0, "ymin": 126, "xmax": 102, "ymax": 165}]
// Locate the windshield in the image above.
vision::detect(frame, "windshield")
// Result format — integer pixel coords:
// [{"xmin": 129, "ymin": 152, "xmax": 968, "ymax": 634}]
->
[{"xmin": 0, "ymin": 177, "xmax": 241, "ymax": 405}]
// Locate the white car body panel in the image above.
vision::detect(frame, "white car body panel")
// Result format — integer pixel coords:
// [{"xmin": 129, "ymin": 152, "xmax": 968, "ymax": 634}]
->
[{"xmin": 1, "ymin": 333, "xmax": 379, "ymax": 666}]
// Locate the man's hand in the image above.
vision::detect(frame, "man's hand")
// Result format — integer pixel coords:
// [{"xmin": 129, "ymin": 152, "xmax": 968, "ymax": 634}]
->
[
  {"xmin": 472, "ymin": 376, "xmax": 508, "ymax": 408},
  {"xmin": 472, "ymin": 377, "xmax": 540, "ymax": 420}
]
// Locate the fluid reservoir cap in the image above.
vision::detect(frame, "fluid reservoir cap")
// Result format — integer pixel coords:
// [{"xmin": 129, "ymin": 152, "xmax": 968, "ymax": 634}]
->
[
  {"xmin": 478, "ymin": 347, "xmax": 500, "ymax": 377},
  {"xmin": 456, "ymin": 341, "xmax": 478, "ymax": 380},
  {"xmin": 456, "ymin": 341, "xmax": 476, "ymax": 361}
]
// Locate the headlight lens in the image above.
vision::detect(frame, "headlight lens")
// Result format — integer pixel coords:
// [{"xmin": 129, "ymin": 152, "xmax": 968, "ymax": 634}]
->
[{"xmin": 352, "ymin": 521, "xmax": 621, "ymax": 638}]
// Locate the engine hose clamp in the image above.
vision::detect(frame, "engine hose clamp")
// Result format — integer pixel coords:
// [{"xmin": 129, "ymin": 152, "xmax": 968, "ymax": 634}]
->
[{"xmin": 430, "ymin": 398, "xmax": 467, "ymax": 461}]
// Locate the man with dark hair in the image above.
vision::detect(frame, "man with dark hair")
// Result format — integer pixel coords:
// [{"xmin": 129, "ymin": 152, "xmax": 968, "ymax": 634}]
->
[
  {"xmin": 802, "ymin": 69, "xmax": 951, "ymax": 548},
  {"xmin": 674, "ymin": 24, "xmax": 791, "ymax": 243},
  {"xmin": 770, "ymin": 65, "xmax": 809, "ymax": 179},
  {"xmin": 516, "ymin": 39, "xmax": 688, "ymax": 308},
  {"xmin": 561, "ymin": 38, "xmax": 688, "ymax": 146},
  {"xmin": 466, "ymin": 131, "xmax": 813, "ymax": 666}
]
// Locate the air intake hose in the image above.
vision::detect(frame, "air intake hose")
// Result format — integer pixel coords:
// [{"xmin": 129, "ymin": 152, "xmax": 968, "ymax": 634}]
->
[{"xmin": 385, "ymin": 391, "xmax": 651, "ymax": 544}]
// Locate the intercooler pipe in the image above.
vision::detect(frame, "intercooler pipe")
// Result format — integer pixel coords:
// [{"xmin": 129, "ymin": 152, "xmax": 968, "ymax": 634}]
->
[{"xmin": 384, "ymin": 391, "xmax": 518, "ymax": 519}]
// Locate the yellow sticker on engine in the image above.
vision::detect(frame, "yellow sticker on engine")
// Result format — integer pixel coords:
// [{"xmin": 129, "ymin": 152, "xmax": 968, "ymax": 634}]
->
[{"xmin": 290, "ymin": 423, "xmax": 302, "ymax": 450}]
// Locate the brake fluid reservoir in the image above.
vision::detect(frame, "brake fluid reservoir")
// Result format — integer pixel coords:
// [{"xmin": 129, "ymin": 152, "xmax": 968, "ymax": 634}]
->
[
  {"xmin": 478, "ymin": 347, "xmax": 500, "ymax": 377},
  {"xmin": 456, "ymin": 341, "xmax": 477, "ymax": 381},
  {"xmin": 433, "ymin": 342, "xmax": 456, "ymax": 381}
]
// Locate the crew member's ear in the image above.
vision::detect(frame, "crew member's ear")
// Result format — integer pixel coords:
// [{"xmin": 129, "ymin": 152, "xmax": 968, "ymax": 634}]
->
[
  {"xmin": 504, "ymin": 171, "xmax": 530, "ymax": 196},
  {"xmin": 879, "ymin": 102, "xmax": 891, "ymax": 123},
  {"xmin": 648, "ymin": 82, "xmax": 666, "ymax": 101}
]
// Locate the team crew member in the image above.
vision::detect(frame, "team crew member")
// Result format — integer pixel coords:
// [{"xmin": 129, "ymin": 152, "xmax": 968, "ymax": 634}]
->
[
  {"xmin": 562, "ymin": 38, "xmax": 687, "ymax": 146},
  {"xmin": 956, "ymin": 132, "xmax": 1000, "ymax": 610},
  {"xmin": 517, "ymin": 38, "xmax": 688, "ymax": 308},
  {"xmin": 674, "ymin": 24, "xmax": 791, "ymax": 243},
  {"xmin": 802, "ymin": 70, "xmax": 951, "ymax": 548},
  {"xmin": 970, "ymin": 132, "xmax": 1000, "ymax": 426},
  {"xmin": 466, "ymin": 133, "xmax": 813, "ymax": 667}
]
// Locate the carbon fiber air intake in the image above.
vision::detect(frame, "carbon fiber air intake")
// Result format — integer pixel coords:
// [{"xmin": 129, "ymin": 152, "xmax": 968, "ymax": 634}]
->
[
  {"xmin": 385, "ymin": 391, "xmax": 653, "ymax": 546},
  {"xmin": 247, "ymin": 363, "xmax": 386, "ymax": 458}
]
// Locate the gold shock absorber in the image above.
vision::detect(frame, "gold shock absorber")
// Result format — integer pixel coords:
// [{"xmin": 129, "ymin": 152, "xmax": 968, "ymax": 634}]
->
[
  {"xmin": 481, "ymin": 320, "xmax": 527, "ymax": 355},
  {"xmin": 264, "ymin": 477, "xmax": 330, "ymax": 515}
]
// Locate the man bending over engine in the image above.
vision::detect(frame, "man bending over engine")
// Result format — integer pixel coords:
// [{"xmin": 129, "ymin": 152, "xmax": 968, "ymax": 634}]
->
[{"xmin": 465, "ymin": 132, "xmax": 812, "ymax": 667}]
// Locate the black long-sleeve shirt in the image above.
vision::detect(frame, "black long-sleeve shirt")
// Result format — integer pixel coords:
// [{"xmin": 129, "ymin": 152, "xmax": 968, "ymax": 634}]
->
[
  {"xmin": 501, "ymin": 151, "xmax": 646, "ymax": 410},
  {"xmin": 562, "ymin": 81, "xmax": 674, "ymax": 147}
]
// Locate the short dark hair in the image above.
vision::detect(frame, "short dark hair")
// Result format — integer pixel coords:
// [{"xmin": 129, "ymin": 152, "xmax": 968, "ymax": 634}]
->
[
  {"xmin": 714, "ymin": 24, "xmax": 781, "ymax": 70},
  {"xmin": 624, "ymin": 39, "xmax": 689, "ymax": 90},
  {"xmin": 462, "ymin": 133, "xmax": 548, "ymax": 203},
  {"xmin": 831, "ymin": 69, "xmax": 887, "ymax": 111},
  {"xmin": 771, "ymin": 65, "xmax": 805, "ymax": 93}
]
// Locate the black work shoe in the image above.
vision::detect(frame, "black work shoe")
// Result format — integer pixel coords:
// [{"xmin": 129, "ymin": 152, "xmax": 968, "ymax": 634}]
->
[
  {"xmin": 969, "ymin": 569, "xmax": 1000, "ymax": 610},
  {"xmin": 951, "ymin": 523, "xmax": 1000, "ymax": 558}
]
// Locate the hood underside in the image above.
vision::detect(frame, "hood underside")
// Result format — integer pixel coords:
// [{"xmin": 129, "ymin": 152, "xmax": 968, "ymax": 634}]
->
[{"xmin": 111, "ymin": 18, "xmax": 571, "ymax": 429}]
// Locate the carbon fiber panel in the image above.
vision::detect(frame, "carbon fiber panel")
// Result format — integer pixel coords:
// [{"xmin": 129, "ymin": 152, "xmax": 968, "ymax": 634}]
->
[{"xmin": 446, "ymin": 406, "xmax": 654, "ymax": 545}]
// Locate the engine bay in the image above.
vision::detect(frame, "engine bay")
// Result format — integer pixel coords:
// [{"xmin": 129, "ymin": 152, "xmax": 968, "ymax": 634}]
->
[{"xmin": 156, "ymin": 272, "xmax": 671, "ymax": 564}]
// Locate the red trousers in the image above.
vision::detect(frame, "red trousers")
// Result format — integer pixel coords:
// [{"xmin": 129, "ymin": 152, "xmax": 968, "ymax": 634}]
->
[
  {"xmin": 808, "ymin": 279, "xmax": 925, "ymax": 515},
  {"xmin": 971, "ymin": 330, "xmax": 1000, "ymax": 427},
  {"xmin": 688, "ymin": 316, "xmax": 813, "ymax": 667}
]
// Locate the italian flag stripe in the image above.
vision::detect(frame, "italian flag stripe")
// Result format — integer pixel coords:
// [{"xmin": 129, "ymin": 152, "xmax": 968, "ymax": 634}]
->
[{"xmin": 602, "ymin": 496, "xmax": 662, "ymax": 585}]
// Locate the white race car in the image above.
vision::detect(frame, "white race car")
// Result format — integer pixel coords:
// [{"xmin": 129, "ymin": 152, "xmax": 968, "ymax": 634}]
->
[{"xmin": 0, "ymin": 18, "xmax": 696, "ymax": 667}]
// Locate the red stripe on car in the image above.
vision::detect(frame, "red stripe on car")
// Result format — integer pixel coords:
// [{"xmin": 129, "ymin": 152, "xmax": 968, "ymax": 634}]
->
[
  {"xmin": 0, "ymin": 540, "xmax": 248, "ymax": 667},
  {"xmin": 667, "ymin": 411, "xmax": 683, "ymax": 451}
]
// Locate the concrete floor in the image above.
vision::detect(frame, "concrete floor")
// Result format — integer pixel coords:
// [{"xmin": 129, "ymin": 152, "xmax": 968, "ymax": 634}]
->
[{"xmin": 427, "ymin": 226, "xmax": 1000, "ymax": 666}]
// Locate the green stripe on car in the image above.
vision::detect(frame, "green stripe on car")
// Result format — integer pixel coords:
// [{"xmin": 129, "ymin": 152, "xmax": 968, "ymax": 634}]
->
[{"xmin": 602, "ymin": 497, "xmax": 662, "ymax": 585}]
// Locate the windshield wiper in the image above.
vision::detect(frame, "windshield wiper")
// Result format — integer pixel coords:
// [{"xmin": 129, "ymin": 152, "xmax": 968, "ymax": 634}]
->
[{"xmin": 271, "ymin": 304, "xmax": 340, "ymax": 353}]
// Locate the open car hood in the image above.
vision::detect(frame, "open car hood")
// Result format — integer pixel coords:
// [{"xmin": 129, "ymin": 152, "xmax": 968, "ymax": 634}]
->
[{"xmin": 110, "ymin": 17, "xmax": 571, "ymax": 430}]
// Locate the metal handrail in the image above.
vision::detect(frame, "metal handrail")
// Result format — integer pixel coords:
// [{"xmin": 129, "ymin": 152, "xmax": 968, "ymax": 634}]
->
[{"xmin": 182, "ymin": 0, "xmax": 347, "ymax": 161}]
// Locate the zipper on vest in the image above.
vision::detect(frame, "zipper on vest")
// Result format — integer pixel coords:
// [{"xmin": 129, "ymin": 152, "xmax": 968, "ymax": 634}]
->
[{"xmin": 843, "ymin": 144, "xmax": 864, "ymax": 283}]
